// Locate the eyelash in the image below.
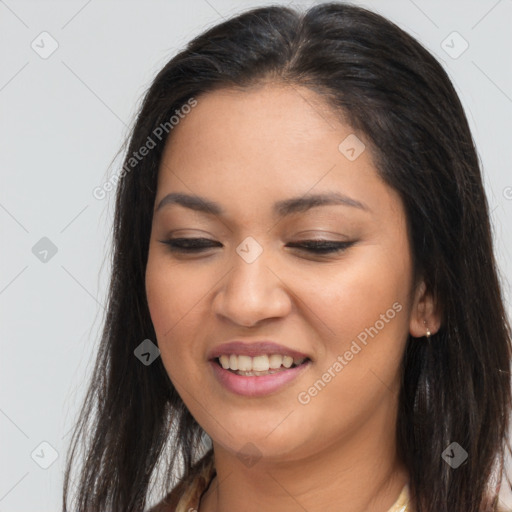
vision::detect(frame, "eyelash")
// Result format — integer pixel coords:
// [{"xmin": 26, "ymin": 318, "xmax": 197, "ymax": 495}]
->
[{"xmin": 159, "ymin": 237, "xmax": 355, "ymax": 255}]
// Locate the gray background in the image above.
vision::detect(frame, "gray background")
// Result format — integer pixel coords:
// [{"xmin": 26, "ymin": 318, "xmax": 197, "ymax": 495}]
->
[{"xmin": 1, "ymin": 0, "xmax": 511, "ymax": 510}]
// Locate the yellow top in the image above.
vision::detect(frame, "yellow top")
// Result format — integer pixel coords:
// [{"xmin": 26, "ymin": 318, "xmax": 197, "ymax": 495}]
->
[{"xmin": 149, "ymin": 450, "xmax": 412, "ymax": 512}]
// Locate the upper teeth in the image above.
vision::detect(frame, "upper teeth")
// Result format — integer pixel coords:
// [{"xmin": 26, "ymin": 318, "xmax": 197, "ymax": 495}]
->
[{"xmin": 218, "ymin": 354, "xmax": 306, "ymax": 372}]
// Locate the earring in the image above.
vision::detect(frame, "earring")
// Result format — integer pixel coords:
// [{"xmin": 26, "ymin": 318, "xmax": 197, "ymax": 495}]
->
[{"xmin": 423, "ymin": 319, "xmax": 431, "ymax": 339}]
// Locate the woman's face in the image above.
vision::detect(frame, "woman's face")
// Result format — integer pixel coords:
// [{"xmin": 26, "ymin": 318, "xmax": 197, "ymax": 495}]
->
[{"xmin": 145, "ymin": 83, "xmax": 426, "ymax": 462}]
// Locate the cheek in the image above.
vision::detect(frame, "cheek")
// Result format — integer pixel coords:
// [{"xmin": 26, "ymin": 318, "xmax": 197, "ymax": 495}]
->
[
  {"xmin": 306, "ymin": 245, "xmax": 411, "ymax": 386},
  {"xmin": 145, "ymin": 251, "xmax": 208, "ymax": 379},
  {"xmin": 145, "ymin": 249, "xmax": 202, "ymax": 334},
  {"xmin": 315, "ymin": 253, "xmax": 406, "ymax": 315}
]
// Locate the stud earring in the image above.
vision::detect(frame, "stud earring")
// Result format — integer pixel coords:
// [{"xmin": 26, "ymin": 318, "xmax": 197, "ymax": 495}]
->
[{"xmin": 423, "ymin": 319, "xmax": 431, "ymax": 338}]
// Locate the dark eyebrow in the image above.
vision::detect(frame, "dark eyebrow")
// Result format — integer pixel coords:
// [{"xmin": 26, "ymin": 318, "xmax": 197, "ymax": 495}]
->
[
  {"xmin": 274, "ymin": 192, "xmax": 369, "ymax": 216},
  {"xmin": 155, "ymin": 191, "xmax": 369, "ymax": 216}
]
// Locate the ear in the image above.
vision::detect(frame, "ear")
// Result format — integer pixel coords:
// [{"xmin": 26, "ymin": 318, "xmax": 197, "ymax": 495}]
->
[{"xmin": 409, "ymin": 279, "xmax": 442, "ymax": 338}]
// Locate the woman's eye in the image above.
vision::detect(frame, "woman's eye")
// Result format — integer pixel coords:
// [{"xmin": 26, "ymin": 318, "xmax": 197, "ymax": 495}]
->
[
  {"xmin": 159, "ymin": 238, "xmax": 354, "ymax": 255},
  {"xmin": 159, "ymin": 237, "xmax": 220, "ymax": 252},
  {"xmin": 286, "ymin": 240, "xmax": 355, "ymax": 254}
]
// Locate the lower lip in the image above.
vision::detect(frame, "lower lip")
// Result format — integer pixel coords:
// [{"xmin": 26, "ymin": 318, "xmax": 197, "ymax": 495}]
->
[{"xmin": 210, "ymin": 359, "xmax": 311, "ymax": 397}]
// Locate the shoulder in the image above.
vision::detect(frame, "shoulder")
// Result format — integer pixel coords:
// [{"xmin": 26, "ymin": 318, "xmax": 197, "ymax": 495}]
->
[
  {"xmin": 147, "ymin": 449, "xmax": 215, "ymax": 512},
  {"xmin": 146, "ymin": 482, "xmax": 184, "ymax": 512}
]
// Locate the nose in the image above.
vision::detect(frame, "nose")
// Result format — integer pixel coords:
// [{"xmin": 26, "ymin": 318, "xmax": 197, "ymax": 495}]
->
[{"xmin": 212, "ymin": 244, "xmax": 292, "ymax": 327}]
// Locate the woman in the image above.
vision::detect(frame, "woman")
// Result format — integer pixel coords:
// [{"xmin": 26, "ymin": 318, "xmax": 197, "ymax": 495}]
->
[{"xmin": 62, "ymin": 3, "xmax": 512, "ymax": 511}]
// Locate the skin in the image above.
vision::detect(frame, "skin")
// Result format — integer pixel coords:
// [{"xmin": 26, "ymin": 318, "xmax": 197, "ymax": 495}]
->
[{"xmin": 145, "ymin": 82, "xmax": 441, "ymax": 512}]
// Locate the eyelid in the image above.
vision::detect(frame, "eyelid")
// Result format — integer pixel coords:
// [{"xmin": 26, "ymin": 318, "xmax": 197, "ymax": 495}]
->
[{"xmin": 158, "ymin": 237, "xmax": 355, "ymax": 256}]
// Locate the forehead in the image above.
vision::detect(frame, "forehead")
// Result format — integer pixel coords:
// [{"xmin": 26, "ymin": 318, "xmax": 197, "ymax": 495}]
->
[
  {"xmin": 155, "ymin": 84, "xmax": 401, "ymax": 224},
  {"xmin": 161, "ymin": 83, "xmax": 352, "ymax": 167}
]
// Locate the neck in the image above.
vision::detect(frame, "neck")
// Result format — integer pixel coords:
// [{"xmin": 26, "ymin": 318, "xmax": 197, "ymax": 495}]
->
[{"xmin": 199, "ymin": 407, "xmax": 408, "ymax": 512}]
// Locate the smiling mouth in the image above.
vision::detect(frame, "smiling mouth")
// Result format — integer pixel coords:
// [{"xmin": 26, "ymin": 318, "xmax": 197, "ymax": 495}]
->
[{"xmin": 214, "ymin": 355, "xmax": 311, "ymax": 376}]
